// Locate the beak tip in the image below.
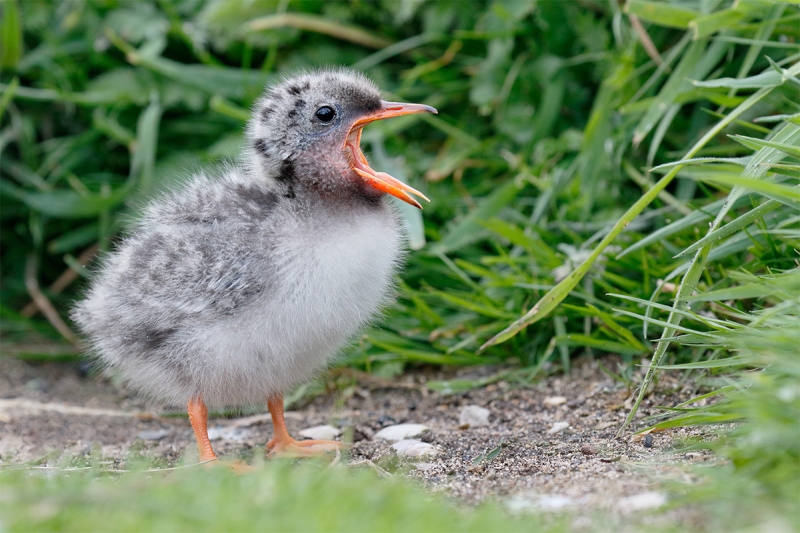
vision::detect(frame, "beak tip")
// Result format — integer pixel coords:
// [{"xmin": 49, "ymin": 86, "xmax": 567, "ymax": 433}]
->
[
  {"xmin": 379, "ymin": 101, "xmax": 438, "ymax": 117},
  {"xmin": 409, "ymin": 194, "xmax": 429, "ymax": 209}
]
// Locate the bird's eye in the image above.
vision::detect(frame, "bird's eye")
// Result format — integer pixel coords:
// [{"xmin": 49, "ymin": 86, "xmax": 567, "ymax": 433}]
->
[{"xmin": 315, "ymin": 106, "xmax": 335, "ymax": 123}]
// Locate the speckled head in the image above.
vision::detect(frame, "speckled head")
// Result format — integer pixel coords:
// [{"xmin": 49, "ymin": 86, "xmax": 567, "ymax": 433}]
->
[{"xmin": 247, "ymin": 69, "xmax": 436, "ymax": 208}]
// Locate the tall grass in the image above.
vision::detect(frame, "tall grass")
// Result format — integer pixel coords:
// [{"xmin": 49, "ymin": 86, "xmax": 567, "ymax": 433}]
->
[{"xmin": 2, "ymin": 0, "xmax": 800, "ymax": 530}]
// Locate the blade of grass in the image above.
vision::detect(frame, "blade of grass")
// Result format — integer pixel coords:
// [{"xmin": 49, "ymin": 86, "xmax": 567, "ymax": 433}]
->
[
  {"xmin": 480, "ymin": 79, "xmax": 780, "ymax": 352},
  {"xmin": 245, "ymin": 13, "xmax": 391, "ymax": 49},
  {"xmin": 620, "ymin": 103, "xmax": 800, "ymax": 434},
  {"xmin": 676, "ymin": 199, "xmax": 782, "ymax": 257}
]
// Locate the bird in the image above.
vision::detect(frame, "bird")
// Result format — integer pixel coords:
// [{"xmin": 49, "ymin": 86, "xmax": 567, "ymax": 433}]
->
[{"xmin": 72, "ymin": 69, "xmax": 436, "ymax": 463}]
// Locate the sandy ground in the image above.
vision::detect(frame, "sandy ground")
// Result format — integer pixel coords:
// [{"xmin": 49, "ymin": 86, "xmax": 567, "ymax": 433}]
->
[{"xmin": 0, "ymin": 355, "xmax": 716, "ymax": 522}]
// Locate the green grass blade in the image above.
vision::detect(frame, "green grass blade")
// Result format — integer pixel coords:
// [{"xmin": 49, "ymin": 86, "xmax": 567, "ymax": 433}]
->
[
  {"xmin": 676, "ymin": 199, "xmax": 782, "ymax": 257},
  {"xmin": 625, "ymin": 0, "xmax": 699, "ymax": 29},
  {"xmin": 621, "ymin": 94, "xmax": 800, "ymax": 433},
  {"xmin": 690, "ymin": 174, "xmax": 800, "ymax": 203},
  {"xmin": 431, "ymin": 179, "xmax": 523, "ymax": 254},
  {"xmin": 481, "ymin": 81, "xmax": 777, "ymax": 352},
  {"xmin": 0, "ymin": 0, "xmax": 22, "ymax": 69},
  {"xmin": 730, "ymin": 134, "xmax": 800, "ymax": 159},
  {"xmin": 130, "ymin": 94, "xmax": 162, "ymax": 196}
]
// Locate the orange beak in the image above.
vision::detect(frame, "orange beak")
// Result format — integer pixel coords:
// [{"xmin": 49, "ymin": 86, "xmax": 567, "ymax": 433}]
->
[{"xmin": 344, "ymin": 101, "xmax": 437, "ymax": 209}]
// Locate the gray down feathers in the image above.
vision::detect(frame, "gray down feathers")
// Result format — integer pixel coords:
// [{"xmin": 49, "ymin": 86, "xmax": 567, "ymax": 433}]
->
[{"xmin": 73, "ymin": 69, "xmax": 404, "ymax": 408}]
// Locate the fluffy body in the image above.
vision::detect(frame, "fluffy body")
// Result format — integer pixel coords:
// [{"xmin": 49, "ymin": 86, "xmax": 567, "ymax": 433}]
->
[{"xmin": 73, "ymin": 70, "xmax": 404, "ymax": 409}]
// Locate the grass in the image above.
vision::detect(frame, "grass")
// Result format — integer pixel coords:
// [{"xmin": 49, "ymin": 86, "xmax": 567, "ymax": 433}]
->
[
  {"xmin": 2, "ymin": 0, "xmax": 800, "ymax": 531},
  {"xmin": 0, "ymin": 461, "xmax": 546, "ymax": 533}
]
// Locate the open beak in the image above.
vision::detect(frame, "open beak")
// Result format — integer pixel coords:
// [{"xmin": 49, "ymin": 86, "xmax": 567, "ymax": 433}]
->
[{"xmin": 345, "ymin": 101, "xmax": 437, "ymax": 209}]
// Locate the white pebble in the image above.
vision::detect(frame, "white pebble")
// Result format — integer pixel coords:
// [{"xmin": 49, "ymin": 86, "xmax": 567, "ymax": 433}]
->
[
  {"xmin": 373, "ymin": 423, "xmax": 429, "ymax": 442},
  {"xmin": 207, "ymin": 426, "xmax": 253, "ymax": 442},
  {"xmin": 537, "ymin": 494, "xmax": 575, "ymax": 510},
  {"xmin": 543, "ymin": 396, "xmax": 567, "ymax": 406},
  {"xmin": 137, "ymin": 429, "xmax": 170, "ymax": 441},
  {"xmin": 547, "ymin": 421, "xmax": 570, "ymax": 434},
  {"xmin": 458, "ymin": 405, "xmax": 490, "ymax": 428},
  {"xmin": 391, "ymin": 439, "xmax": 437, "ymax": 459},
  {"xmin": 505, "ymin": 493, "xmax": 576, "ymax": 514},
  {"xmin": 619, "ymin": 492, "xmax": 667, "ymax": 513},
  {"xmin": 298, "ymin": 425, "xmax": 341, "ymax": 441}
]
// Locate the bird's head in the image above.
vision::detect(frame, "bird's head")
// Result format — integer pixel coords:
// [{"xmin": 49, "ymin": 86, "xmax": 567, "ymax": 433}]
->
[{"xmin": 247, "ymin": 69, "xmax": 436, "ymax": 208}]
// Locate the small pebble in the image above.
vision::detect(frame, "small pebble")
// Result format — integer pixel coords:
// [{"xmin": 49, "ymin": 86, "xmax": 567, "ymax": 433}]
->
[
  {"xmin": 207, "ymin": 426, "xmax": 253, "ymax": 442},
  {"xmin": 352, "ymin": 426, "xmax": 372, "ymax": 442},
  {"xmin": 580, "ymin": 444, "xmax": 599, "ymax": 455},
  {"xmin": 298, "ymin": 425, "xmax": 341, "ymax": 441},
  {"xmin": 458, "ymin": 405, "xmax": 490, "ymax": 429},
  {"xmin": 505, "ymin": 493, "xmax": 575, "ymax": 514},
  {"xmin": 537, "ymin": 494, "xmax": 574, "ymax": 511},
  {"xmin": 543, "ymin": 396, "xmax": 567, "ymax": 406},
  {"xmin": 137, "ymin": 429, "xmax": 170, "ymax": 441},
  {"xmin": 418, "ymin": 429, "xmax": 434, "ymax": 443},
  {"xmin": 391, "ymin": 439, "xmax": 437, "ymax": 459},
  {"xmin": 375, "ymin": 414, "xmax": 396, "ymax": 427},
  {"xmin": 547, "ymin": 421, "xmax": 570, "ymax": 434},
  {"xmin": 374, "ymin": 423, "xmax": 429, "ymax": 442},
  {"xmin": 25, "ymin": 379, "xmax": 47, "ymax": 392},
  {"xmin": 618, "ymin": 491, "xmax": 667, "ymax": 513},
  {"xmin": 505, "ymin": 496, "xmax": 533, "ymax": 514},
  {"xmin": 74, "ymin": 360, "xmax": 96, "ymax": 378},
  {"xmin": 66, "ymin": 441, "xmax": 93, "ymax": 455}
]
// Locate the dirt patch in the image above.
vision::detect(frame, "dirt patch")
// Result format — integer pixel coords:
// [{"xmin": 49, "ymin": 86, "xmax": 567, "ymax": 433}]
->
[{"xmin": 0, "ymin": 356, "xmax": 715, "ymax": 516}]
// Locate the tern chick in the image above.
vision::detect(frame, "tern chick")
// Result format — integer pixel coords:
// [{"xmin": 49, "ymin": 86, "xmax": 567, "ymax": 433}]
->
[{"xmin": 73, "ymin": 69, "xmax": 436, "ymax": 461}]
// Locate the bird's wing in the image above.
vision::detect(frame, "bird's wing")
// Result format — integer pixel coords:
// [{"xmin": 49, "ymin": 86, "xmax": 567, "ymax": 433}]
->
[
  {"xmin": 113, "ymin": 176, "xmax": 280, "ymax": 319},
  {"xmin": 120, "ymin": 227, "xmax": 271, "ymax": 317}
]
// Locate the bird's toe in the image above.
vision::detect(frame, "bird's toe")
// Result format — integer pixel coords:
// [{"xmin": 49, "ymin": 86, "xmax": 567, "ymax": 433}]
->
[
  {"xmin": 267, "ymin": 438, "xmax": 342, "ymax": 458},
  {"xmin": 200, "ymin": 458, "xmax": 256, "ymax": 475},
  {"xmin": 225, "ymin": 459, "xmax": 257, "ymax": 475}
]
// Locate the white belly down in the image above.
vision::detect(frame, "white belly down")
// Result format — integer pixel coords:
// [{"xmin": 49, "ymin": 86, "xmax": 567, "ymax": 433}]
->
[{"xmin": 191, "ymin": 207, "xmax": 402, "ymax": 407}]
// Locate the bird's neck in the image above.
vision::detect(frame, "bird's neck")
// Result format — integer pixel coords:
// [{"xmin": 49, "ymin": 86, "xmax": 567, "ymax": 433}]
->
[{"xmin": 248, "ymin": 154, "xmax": 385, "ymax": 211}]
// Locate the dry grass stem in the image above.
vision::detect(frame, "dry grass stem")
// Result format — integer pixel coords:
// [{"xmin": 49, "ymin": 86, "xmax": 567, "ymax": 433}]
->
[
  {"xmin": 21, "ymin": 245, "xmax": 98, "ymax": 318},
  {"xmin": 24, "ymin": 256, "xmax": 78, "ymax": 344},
  {"xmin": 0, "ymin": 398, "xmax": 148, "ymax": 418},
  {"xmin": 246, "ymin": 13, "xmax": 391, "ymax": 49},
  {"xmin": 629, "ymin": 14, "xmax": 665, "ymax": 68}
]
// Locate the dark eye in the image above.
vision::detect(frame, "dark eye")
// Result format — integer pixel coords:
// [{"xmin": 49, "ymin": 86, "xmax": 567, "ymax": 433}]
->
[{"xmin": 315, "ymin": 106, "xmax": 335, "ymax": 123}]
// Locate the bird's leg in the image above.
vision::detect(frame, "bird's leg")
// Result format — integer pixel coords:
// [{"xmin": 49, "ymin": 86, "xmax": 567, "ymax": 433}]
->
[
  {"xmin": 187, "ymin": 397, "xmax": 218, "ymax": 463},
  {"xmin": 266, "ymin": 394, "xmax": 340, "ymax": 457}
]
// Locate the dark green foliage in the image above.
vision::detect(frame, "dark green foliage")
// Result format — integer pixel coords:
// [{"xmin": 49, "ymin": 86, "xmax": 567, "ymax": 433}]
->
[
  {"xmin": 3, "ymin": 0, "xmax": 792, "ymax": 367},
  {"xmin": 2, "ymin": 0, "xmax": 673, "ymax": 363}
]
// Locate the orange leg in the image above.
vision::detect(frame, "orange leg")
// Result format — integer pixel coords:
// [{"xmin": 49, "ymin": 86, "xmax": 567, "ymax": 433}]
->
[
  {"xmin": 187, "ymin": 397, "xmax": 218, "ymax": 463},
  {"xmin": 266, "ymin": 394, "xmax": 340, "ymax": 457}
]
